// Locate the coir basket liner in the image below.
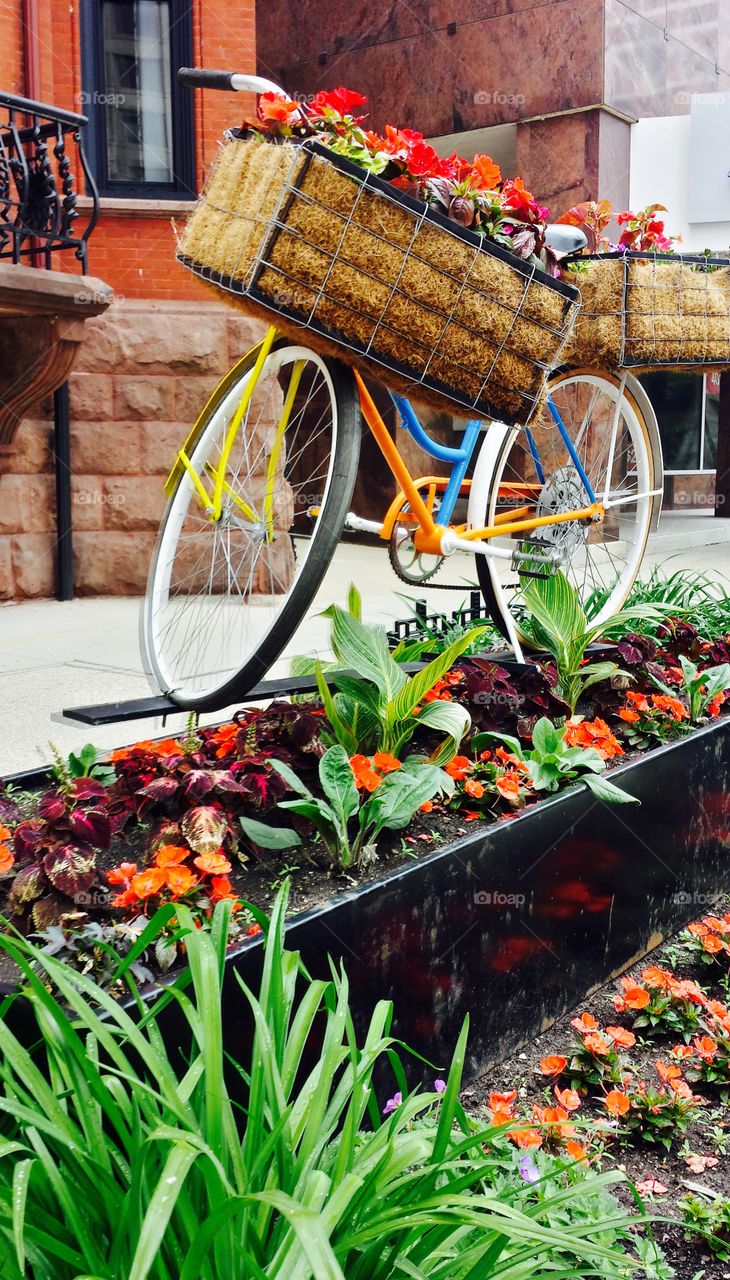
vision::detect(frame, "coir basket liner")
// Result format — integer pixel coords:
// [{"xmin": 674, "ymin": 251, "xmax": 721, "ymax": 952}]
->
[
  {"xmin": 562, "ymin": 251, "xmax": 730, "ymax": 370},
  {"xmin": 176, "ymin": 135, "xmax": 580, "ymax": 426}
]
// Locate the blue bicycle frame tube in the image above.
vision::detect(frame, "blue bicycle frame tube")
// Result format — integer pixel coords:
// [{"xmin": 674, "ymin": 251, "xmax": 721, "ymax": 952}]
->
[
  {"xmin": 547, "ymin": 397, "xmax": 598, "ymax": 503},
  {"xmin": 390, "ymin": 394, "xmax": 483, "ymax": 525}
]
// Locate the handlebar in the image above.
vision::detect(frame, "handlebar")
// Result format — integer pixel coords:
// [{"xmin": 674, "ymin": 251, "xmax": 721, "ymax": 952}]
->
[{"xmin": 178, "ymin": 68, "xmax": 287, "ymax": 97}]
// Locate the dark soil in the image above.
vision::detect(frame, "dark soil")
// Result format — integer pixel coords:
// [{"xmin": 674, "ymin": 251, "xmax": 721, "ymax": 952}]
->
[{"xmin": 468, "ymin": 898, "xmax": 730, "ymax": 1278}]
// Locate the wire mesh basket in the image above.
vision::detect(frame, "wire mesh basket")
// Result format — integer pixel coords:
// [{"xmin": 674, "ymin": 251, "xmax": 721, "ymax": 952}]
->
[
  {"xmin": 176, "ymin": 135, "xmax": 581, "ymax": 426},
  {"xmin": 562, "ymin": 251, "xmax": 730, "ymax": 370}
]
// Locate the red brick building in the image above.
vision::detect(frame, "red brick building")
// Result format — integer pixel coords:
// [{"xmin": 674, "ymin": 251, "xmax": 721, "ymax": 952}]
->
[{"xmin": 0, "ymin": 0, "xmax": 261, "ymax": 597}]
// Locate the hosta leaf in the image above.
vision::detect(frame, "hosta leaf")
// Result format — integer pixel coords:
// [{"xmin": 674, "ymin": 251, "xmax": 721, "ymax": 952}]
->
[
  {"xmin": 42, "ymin": 847, "xmax": 96, "ymax": 898},
  {"xmin": 181, "ymin": 806, "xmax": 227, "ymax": 855},
  {"xmin": 318, "ymin": 746, "xmax": 359, "ymax": 828},
  {"xmin": 582, "ymin": 773, "xmax": 639, "ymax": 805},
  {"xmin": 240, "ymin": 815, "xmax": 301, "ymax": 851},
  {"xmin": 324, "ymin": 605, "xmax": 406, "ymax": 701},
  {"xmin": 361, "ymin": 762, "xmax": 444, "ymax": 837}
]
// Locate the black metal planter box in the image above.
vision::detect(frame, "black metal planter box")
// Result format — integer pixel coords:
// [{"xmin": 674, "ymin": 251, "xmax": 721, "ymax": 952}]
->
[{"xmin": 219, "ymin": 717, "xmax": 730, "ymax": 1082}]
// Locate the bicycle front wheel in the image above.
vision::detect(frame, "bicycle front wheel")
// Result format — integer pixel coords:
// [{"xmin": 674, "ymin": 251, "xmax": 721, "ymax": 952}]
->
[
  {"xmin": 143, "ymin": 340, "xmax": 360, "ymax": 709},
  {"xmin": 471, "ymin": 368, "xmax": 657, "ymax": 644}
]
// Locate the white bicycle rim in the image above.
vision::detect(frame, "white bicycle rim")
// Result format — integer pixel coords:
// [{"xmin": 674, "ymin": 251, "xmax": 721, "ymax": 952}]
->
[
  {"xmin": 469, "ymin": 370, "xmax": 655, "ymax": 641},
  {"xmin": 143, "ymin": 345, "xmax": 342, "ymax": 703}
]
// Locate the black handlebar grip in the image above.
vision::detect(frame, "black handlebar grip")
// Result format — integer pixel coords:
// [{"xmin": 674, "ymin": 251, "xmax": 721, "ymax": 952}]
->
[{"xmin": 178, "ymin": 67, "xmax": 236, "ymax": 90}]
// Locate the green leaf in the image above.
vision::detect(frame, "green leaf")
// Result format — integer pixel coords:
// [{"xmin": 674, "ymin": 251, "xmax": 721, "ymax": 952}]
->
[
  {"xmin": 270, "ymin": 757, "xmax": 314, "ymax": 798},
  {"xmin": 360, "ymin": 762, "xmax": 444, "ymax": 838},
  {"xmin": 240, "ymin": 815, "xmax": 302, "ymax": 850},
  {"xmin": 318, "ymin": 746, "xmax": 359, "ymax": 828},
  {"xmin": 315, "ymin": 665, "xmax": 360, "ymax": 755},
  {"xmin": 523, "ymin": 572, "xmax": 586, "ymax": 661},
  {"xmin": 414, "ymin": 699, "xmax": 471, "ymax": 745},
  {"xmin": 472, "ymin": 730, "xmax": 525, "ymax": 760},
  {"xmin": 531, "ymin": 717, "xmax": 561, "ymax": 755},
  {"xmin": 582, "ymin": 773, "xmax": 639, "ymax": 804},
  {"xmin": 389, "ymin": 629, "xmax": 487, "ymax": 725},
  {"xmin": 346, "ymin": 582, "xmax": 362, "ymax": 620},
  {"xmin": 324, "ymin": 605, "xmax": 406, "ymax": 701}
]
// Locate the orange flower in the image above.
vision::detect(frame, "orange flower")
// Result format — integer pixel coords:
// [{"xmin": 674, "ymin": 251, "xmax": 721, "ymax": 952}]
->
[
  {"xmin": 112, "ymin": 888, "xmax": 139, "ymax": 909},
  {"xmin": 130, "ymin": 867, "xmax": 168, "ymax": 899},
  {"xmin": 209, "ymin": 874, "xmax": 236, "ymax": 904},
  {"xmin": 562, "ymin": 718, "xmax": 623, "ymax": 760},
  {"xmin": 488, "ymin": 1089, "xmax": 517, "ymax": 1112},
  {"xmin": 194, "ymin": 851, "xmax": 232, "ymax": 877},
  {"xmin": 655, "ymin": 1059, "xmax": 681, "ymax": 1084},
  {"xmin": 564, "ymin": 1140, "xmax": 588, "ymax": 1162},
  {"xmin": 210, "ymin": 723, "xmax": 239, "ymax": 757},
  {"xmin": 625, "ymin": 690, "xmax": 650, "ymax": 710},
  {"xmin": 165, "ymin": 865, "xmax": 197, "ymax": 896},
  {"xmin": 584, "ymin": 1033, "xmax": 611, "ymax": 1056},
  {"xmin": 619, "ymin": 708, "xmax": 640, "ymax": 723},
  {"xmin": 509, "ymin": 1125, "xmax": 543, "ymax": 1150},
  {"xmin": 445, "ymin": 755, "xmax": 472, "ymax": 780},
  {"xmin": 0, "ymin": 823, "xmax": 11, "ymax": 841},
  {"xmin": 571, "ymin": 1012, "xmax": 599, "ymax": 1034},
  {"xmin": 605, "ymin": 1026, "xmax": 636, "ymax": 1049},
  {"xmin": 604, "ymin": 1090, "xmax": 631, "ymax": 1117},
  {"xmin": 350, "ymin": 754, "xmax": 382, "ymax": 792},
  {"xmin": 464, "ymin": 778, "xmax": 485, "ymax": 799},
  {"xmin": 651, "ymin": 693, "xmax": 688, "ymax": 720},
  {"xmin": 554, "ymin": 1086, "xmax": 581, "ymax": 1112},
  {"xmin": 419, "ymin": 800, "xmax": 434, "ymax": 813},
  {"xmin": 703, "ymin": 934, "xmax": 724, "ymax": 954},
  {"xmin": 470, "ymin": 153, "xmax": 502, "ymax": 189},
  {"xmin": 615, "ymin": 982, "xmax": 650, "ymax": 1010},
  {"xmin": 495, "ymin": 746, "xmax": 529, "ymax": 773},
  {"xmin": 669, "ymin": 1078, "xmax": 694, "ymax": 1100},
  {"xmin": 155, "ymin": 844, "xmax": 190, "ymax": 868},
  {"xmin": 708, "ymin": 692, "xmax": 726, "ymax": 718},
  {"xmin": 671, "ymin": 1044, "xmax": 694, "ymax": 1060},
  {"xmin": 107, "ymin": 861, "xmax": 138, "ymax": 886},
  {"xmin": 539, "ymin": 1055, "xmax": 567, "ymax": 1076},
  {"xmin": 692, "ymin": 1034, "xmax": 718, "ymax": 1061},
  {"xmin": 642, "ymin": 966, "xmax": 674, "ymax": 989},
  {"xmin": 0, "ymin": 845, "xmax": 14, "ymax": 874},
  {"xmin": 495, "ymin": 771, "xmax": 521, "ymax": 800},
  {"xmin": 258, "ymin": 92, "xmax": 300, "ymax": 123},
  {"xmin": 372, "ymin": 752, "xmax": 402, "ymax": 774}
]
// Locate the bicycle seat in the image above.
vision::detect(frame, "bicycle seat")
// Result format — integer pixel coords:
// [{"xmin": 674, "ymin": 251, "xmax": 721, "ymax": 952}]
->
[{"xmin": 544, "ymin": 224, "xmax": 588, "ymax": 257}]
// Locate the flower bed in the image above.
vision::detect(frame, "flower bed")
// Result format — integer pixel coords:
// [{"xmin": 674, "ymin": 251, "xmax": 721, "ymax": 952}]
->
[{"xmin": 471, "ymin": 898, "xmax": 730, "ymax": 1278}]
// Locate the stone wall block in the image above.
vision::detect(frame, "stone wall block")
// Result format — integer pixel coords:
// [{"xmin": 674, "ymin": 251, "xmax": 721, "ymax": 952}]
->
[
  {"xmin": 73, "ymin": 530, "xmax": 157, "ymax": 595},
  {"xmin": 11, "ymin": 533, "xmax": 55, "ymax": 597},
  {"xmin": 103, "ymin": 476, "xmax": 167, "ymax": 531},
  {"xmin": 113, "ymin": 376, "xmax": 175, "ymax": 421},
  {"xmin": 70, "ymin": 422, "xmax": 142, "ymax": 475},
  {"xmin": 0, "ymin": 474, "xmax": 56, "ymax": 534},
  {"xmin": 69, "ymin": 373, "xmax": 114, "ymax": 422}
]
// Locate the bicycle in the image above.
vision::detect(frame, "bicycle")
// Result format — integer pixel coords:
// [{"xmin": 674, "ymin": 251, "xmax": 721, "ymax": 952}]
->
[{"xmin": 142, "ymin": 68, "xmax": 664, "ymax": 711}]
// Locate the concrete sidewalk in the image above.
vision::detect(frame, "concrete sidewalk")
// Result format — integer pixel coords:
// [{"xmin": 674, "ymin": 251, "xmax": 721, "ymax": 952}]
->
[{"xmin": 1, "ymin": 516, "xmax": 729, "ymax": 777}]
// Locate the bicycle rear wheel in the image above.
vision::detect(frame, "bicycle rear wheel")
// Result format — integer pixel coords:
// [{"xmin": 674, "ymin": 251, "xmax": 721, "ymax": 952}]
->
[
  {"xmin": 143, "ymin": 339, "xmax": 360, "ymax": 709},
  {"xmin": 470, "ymin": 368, "xmax": 657, "ymax": 644}
]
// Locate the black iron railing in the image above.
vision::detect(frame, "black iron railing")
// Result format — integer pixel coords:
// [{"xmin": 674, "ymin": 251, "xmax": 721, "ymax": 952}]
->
[{"xmin": 0, "ymin": 89, "xmax": 99, "ymax": 271}]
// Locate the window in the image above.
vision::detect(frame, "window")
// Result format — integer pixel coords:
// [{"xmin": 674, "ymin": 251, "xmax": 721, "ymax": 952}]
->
[
  {"xmin": 82, "ymin": 0, "xmax": 194, "ymax": 198},
  {"xmin": 639, "ymin": 370, "xmax": 719, "ymax": 473}
]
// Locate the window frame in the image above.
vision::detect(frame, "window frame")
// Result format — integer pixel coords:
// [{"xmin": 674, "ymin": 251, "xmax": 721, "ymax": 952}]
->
[{"xmin": 80, "ymin": 0, "xmax": 195, "ymax": 200}]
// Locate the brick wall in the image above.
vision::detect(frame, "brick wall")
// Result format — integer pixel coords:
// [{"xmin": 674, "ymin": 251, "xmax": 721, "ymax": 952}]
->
[{"xmin": 0, "ymin": 300, "xmax": 265, "ymax": 599}]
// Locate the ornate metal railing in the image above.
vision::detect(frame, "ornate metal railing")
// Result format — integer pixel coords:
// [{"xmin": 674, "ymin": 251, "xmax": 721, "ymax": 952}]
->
[{"xmin": 0, "ymin": 90, "xmax": 99, "ymax": 272}]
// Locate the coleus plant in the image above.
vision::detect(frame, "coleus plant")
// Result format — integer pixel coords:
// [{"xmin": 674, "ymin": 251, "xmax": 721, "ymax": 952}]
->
[{"xmin": 557, "ymin": 200, "xmax": 680, "ymax": 254}]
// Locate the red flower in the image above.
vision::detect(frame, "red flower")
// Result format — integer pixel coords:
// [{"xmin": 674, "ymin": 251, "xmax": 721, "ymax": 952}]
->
[
  {"xmin": 539, "ymin": 1055, "xmax": 567, "ymax": 1076},
  {"xmin": 603, "ymin": 1090, "xmax": 631, "ymax": 1117},
  {"xmin": 311, "ymin": 87, "xmax": 367, "ymax": 117}
]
